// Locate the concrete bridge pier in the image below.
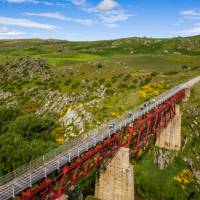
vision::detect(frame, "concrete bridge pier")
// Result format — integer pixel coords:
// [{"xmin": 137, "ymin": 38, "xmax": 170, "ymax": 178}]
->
[
  {"xmin": 156, "ymin": 104, "xmax": 181, "ymax": 150},
  {"xmin": 95, "ymin": 147, "xmax": 134, "ymax": 200},
  {"xmin": 183, "ymin": 87, "xmax": 191, "ymax": 102}
]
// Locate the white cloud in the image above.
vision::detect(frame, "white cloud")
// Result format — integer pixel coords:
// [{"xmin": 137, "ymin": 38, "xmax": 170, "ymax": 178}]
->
[
  {"xmin": 180, "ymin": 9, "xmax": 200, "ymax": 19},
  {"xmin": 71, "ymin": 0, "xmax": 86, "ymax": 6},
  {"xmin": 25, "ymin": 0, "xmax": 132, "ymax": 28},
  {"xmin": 74, "ymin": 0, "xmax": 132, "ymax": 27},
  {"xmin": 5, "ymin": 0, "xmax": 39, "ymax": 3},
  {"xmin": 181, "ymin": 9, "xmax": 200, "ymax": 16},
  {"xmin": 2, "ymin": 30, "xmax": 26, "ymax": 35},
  {"xmin": 5, "ymin": 0, "xmax": 65, "ymax": 7},
  {"xmin": 105, "ymin": 23, "xmax": 118, "ymax": 28},
  {"xmin": 97, "ymin": 0, "xmax": 119, "ymax": 11},
  {"xmin": 25, "ymin": 12, "xmax": 94, "ymax": 26},
  {"xmin": 0, "ymin": 17, "xmax": 57, "ymax": 30},
  {"xmin": 0, "ymin": 27, "xmax": 25, "ymax": 36},
  {"xmin": 98, "ymin": 10, "xmax": 131, "ymax": 24},
  {"xmin": 25, "ymin": 12, "xmax": 66, "ymax": 20},
  {"xmin": 96, "ymin": 1, "xmax": 132, "ymax": 27},
  {"xmin": 181, "ymin": 26, "xmax": 200, "ymax": 35}
]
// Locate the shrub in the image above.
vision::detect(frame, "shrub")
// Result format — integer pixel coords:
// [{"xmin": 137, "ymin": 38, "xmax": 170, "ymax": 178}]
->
[
  {"xmin": 164, "ymin": 71, "xmax": 178, "ymax": 75},
  {"xmin": 64, "ymin": 79, "xmax": 72, "ymax": 86},
  {"xmin": 123, "ymin": 74, "xmax": 131, "ymax": 81},
  {"xmin": 97, "ymin": 63, "xmax": 103, "ymax": 68},
  {"xmin": 150, "ymin": 72, "xmax": 159, "ymax": 77}
]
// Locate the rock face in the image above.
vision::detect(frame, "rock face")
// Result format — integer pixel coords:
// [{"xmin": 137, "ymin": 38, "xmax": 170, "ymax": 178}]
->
[
  {"xmin": 35, "ymin": 85, "xmax": 106, "ymax": 140},
  {"xmin": 36, "ymin": 89, "xmax": 88, "ymax": 114},
  {"xmin": 184, "ymin": 158, "xmax": 200, "ymax": 185},
  {"xmin": 60, "ymin": 104, "xmax": 93, "ymax": 137},
  {"xmin": 154, "ymin": 149, "xmax": 174, "ymax": 170}
]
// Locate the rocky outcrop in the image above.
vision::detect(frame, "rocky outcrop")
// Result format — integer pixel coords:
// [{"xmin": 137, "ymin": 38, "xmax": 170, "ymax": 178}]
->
[
  {"xmin": 154, "ymin": 149, "xmax": 174, "ymax": 170},
  {"xmin": 0, "ymin": 90, "xmax": 16, "ymax": 107},
  {"xmin": 1, "ymin": 57, "xmax": 50, "ymax": 81},
  {"xmin": 60, "ymin": 104, "xmax": 93, "ymax": 137},
  {"xmin": 36, "ymin": 89, "xmax": 88, "ymax": 114}
]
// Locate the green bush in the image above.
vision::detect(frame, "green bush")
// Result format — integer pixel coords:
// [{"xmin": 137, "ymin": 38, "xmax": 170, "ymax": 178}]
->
[
  {"xmin": 0, "ymin": 110, "xmax": 57, "ymax": 175},
  {"xmin": 0, "ymin": 107, "xmax": 20, "ymax": 135},
  {"xmin": 9, "ymin": 114, "xmax": 54, "ymax": 141},
  {"xmin": 150, "ymin": 72, "xmax": 159, "ymax": 77},
  {"xmin": 164, "ymin": 71, "xmax": 179, "ymax": 75}
]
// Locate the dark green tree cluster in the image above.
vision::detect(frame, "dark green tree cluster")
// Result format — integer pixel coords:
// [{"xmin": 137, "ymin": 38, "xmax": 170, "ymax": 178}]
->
[{"xmin": 0, "ymin": 106, "xmax": 57, "ymax": 176}]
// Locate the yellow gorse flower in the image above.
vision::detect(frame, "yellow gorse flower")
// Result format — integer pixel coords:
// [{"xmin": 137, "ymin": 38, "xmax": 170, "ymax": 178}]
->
[
  {"xmin": 138, "ymin": 81, "xmax": 169, "ymax": 99},
  {"xmin": 173, "ymin": 169, "xmax": 194, "ymax": 190}
]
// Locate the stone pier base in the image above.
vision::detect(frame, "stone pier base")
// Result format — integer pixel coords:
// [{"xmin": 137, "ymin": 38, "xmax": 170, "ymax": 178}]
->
[
  {"xmin": 156, "ymin": 104, "xmax": 181, "ymax": 150},
  {"xmin": 183, "ymin": 87, "xmax": 190, "ymax": 102},
  {"xmin": 95, "ymin": 147, "xmax": 134, "ymax": 200}
]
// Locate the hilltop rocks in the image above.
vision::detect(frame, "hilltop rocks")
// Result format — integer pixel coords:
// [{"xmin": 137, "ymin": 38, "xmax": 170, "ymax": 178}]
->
[{"xmin": 1, "ymin": 57, "xmax": 49, "ymax": 81}]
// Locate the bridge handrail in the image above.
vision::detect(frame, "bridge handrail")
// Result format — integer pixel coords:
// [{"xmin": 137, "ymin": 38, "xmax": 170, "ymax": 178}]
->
[{"xmin": 0, "ymin": 76, "xmax": 199, "ymax": 199}]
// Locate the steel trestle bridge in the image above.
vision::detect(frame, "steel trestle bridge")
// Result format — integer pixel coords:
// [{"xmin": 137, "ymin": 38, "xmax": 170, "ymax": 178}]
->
[{"xmin": 0, "ymin": 76, "xmax": 200, "ymax": 200}]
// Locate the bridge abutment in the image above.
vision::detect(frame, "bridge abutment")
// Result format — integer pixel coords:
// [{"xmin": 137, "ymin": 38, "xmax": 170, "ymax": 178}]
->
[
  {"xmin": 156, "ymin": 104, "xmax": 181, "ymax": 150},
  {"xmin": 95, "ymin": 147, "xmax": 134, "ymax": 200}
]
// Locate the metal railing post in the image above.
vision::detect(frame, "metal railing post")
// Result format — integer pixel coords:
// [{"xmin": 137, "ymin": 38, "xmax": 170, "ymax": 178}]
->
[
  {"xmin": 29, "ymin": 174, "xmax": 32, "ymax": 187},
  {"xmin": 12, "ymin": 185, "xmax": 15, "ymax": 198},
  {"xmin": 57, "ymin": 160, "xmax": 60, "ymax": 170}
]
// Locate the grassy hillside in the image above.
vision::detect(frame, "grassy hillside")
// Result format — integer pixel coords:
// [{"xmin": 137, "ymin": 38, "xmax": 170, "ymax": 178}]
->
[{"xmin": 0, "ymin": 36, "xmax": 200, "ymax": 199}]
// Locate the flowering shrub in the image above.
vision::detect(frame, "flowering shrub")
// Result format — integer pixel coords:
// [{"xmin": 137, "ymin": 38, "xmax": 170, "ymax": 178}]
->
[
  {"xmin": 55, "ymin": 136, "xmax": 65, "ymax": 145},
  {"xmin": 52, "ymin": 126, "xmax": 65, "ymax": 144},
  {"xmin": 173, "ymin": 169, "xmax": 194, "ymax": 190},
  {"xmin": 138, "ymin": 81, "xmax": 169, "ymax": 99}
]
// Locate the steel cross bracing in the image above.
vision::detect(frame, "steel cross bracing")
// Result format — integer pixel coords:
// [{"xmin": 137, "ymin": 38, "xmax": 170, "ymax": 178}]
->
[{"xmin": 0, "ymin": 76, "xmax": 200, "ymax": 200}]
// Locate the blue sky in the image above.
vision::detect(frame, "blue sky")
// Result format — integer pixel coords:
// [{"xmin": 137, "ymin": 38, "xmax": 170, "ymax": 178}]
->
[{"xmin": 0, "ymin": 0, "xmax": 200, "ymax": 41}]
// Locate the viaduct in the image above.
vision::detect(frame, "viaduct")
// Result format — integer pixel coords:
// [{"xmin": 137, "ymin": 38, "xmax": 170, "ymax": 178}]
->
[{"xmin": 0, "ymin": 76, "xmax": 199, "ymax": 200}]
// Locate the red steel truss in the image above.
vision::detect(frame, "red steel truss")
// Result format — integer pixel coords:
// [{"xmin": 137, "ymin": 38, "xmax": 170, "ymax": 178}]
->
[{"xmin": 19, "ymin": 89, "xmax": 185, "ymax": 200}]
